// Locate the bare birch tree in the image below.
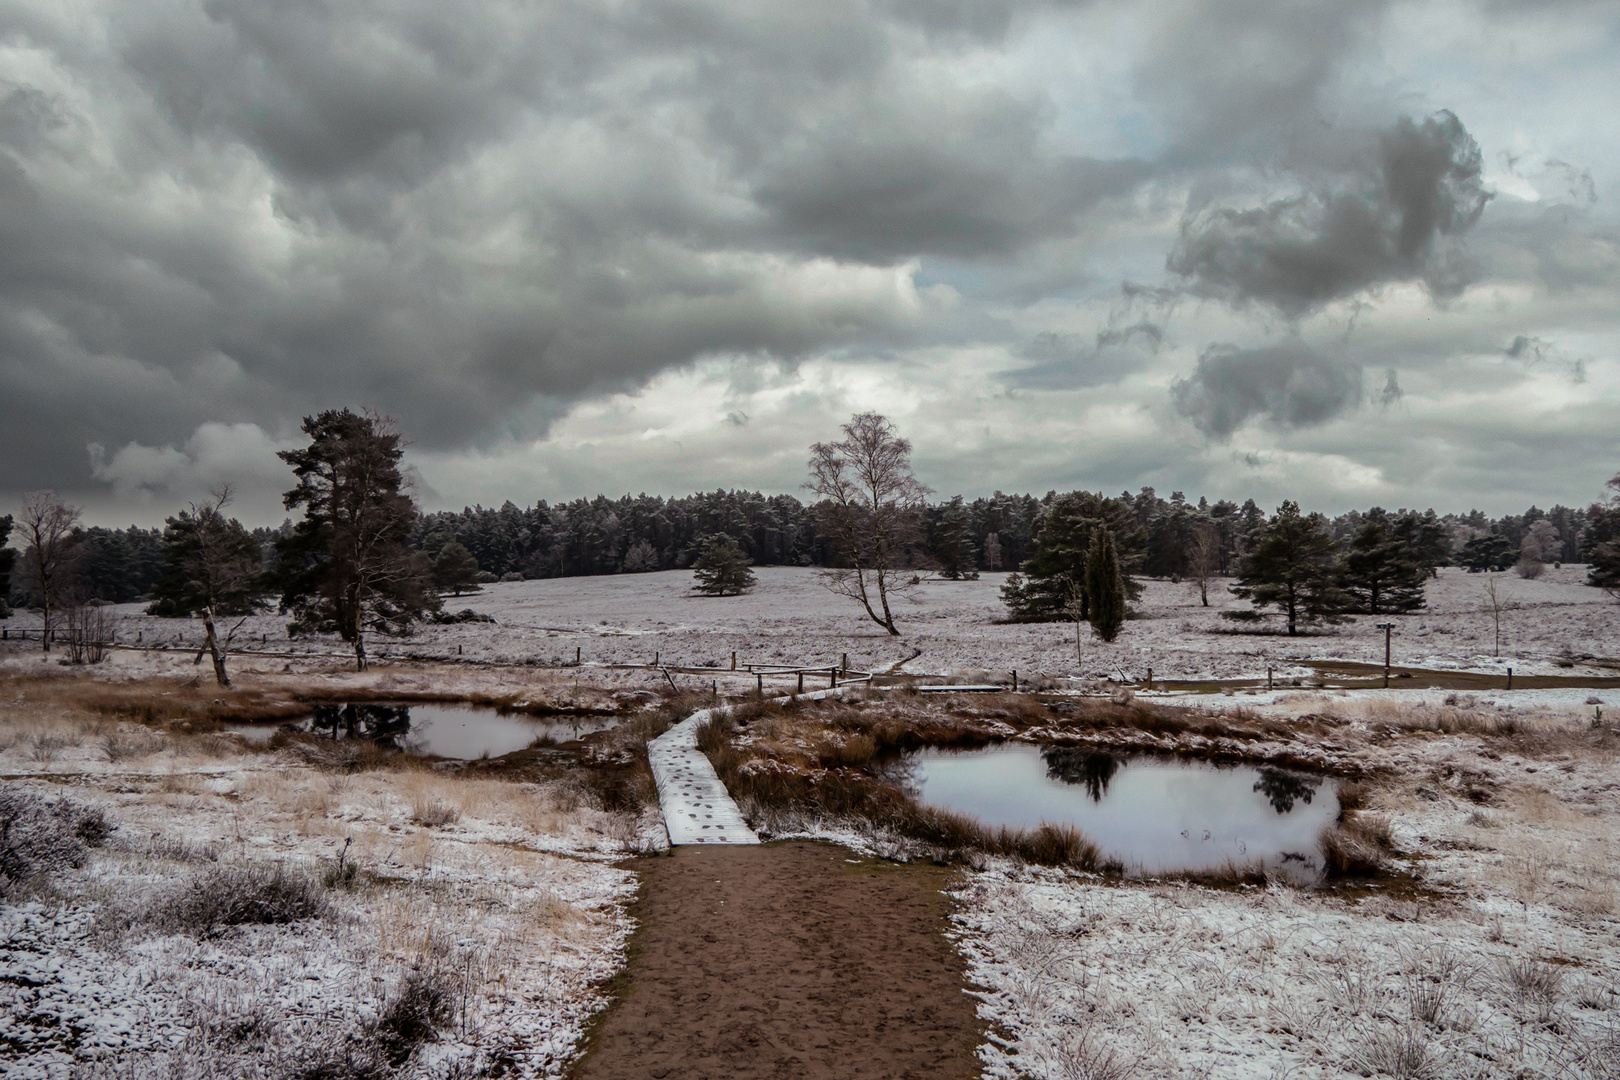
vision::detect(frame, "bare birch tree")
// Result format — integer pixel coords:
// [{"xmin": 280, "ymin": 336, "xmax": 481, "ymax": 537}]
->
[
  {"xmin": 16, "ymin": 491, "xmax": 81, "ymax": 652},
  {"xmin": 1482, "ymin": 573, "xmax": 1511, "ymax": 658},
  {"xmin": 806, "ymin": 413, "xmax": 930, "ymax": 636},
  {"xmin": 1186, "ymin": 521, "xmax": 1221, "ymax": 607}
]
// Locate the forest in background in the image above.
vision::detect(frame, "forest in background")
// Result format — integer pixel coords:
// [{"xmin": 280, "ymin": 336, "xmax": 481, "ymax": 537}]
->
[{"xmin": 2, "ymin": 485, "xmax": 1606, "ymax": 609}]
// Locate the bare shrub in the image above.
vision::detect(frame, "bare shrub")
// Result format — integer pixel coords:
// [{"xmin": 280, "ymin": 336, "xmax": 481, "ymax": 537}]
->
[
  {"xmin": 374, "ymin": 967, "xmax": 457, "ymax": 1065},
  {"xmin": 410, "ymin": 797, "xmax": 460, "ymax": 828},
  {"xmin": 1047, "ymin": 1025, "xmax": 1138, "ymax": 1080},
  {"xmin": 152, "ymin": 863, "xmax": 328, "ymax": 935},
  {"xmin": 1322, "ymin": 955, "xmax": 1378, "ymax": 1014},
  {"xmin": 1350, "ymin": 1025, "xmax": 1440, "ymax": 1079},
  {"xmin": 101, "ymin": 730, "xmax": 165, "ymax": 763},
  {"xmin": 1322, "ymin": 814, "xmax": 1395, "ymax": 877},
  {"xmin": 0, "ymin": 786, "xmax": 112, "ymax": 896},
  {"xmin": 29, "ymin": 732, "xmax": 75, "ymax": 763}
]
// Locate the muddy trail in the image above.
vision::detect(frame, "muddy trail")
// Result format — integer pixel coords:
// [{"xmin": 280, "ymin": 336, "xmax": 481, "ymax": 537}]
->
[{"xmin": 574, "ymin": 841, "xmax": 983, "ymax": 1080}]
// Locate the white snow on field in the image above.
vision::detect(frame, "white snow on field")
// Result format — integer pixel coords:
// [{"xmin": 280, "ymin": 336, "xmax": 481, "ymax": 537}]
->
[
  {"xmin": 0, "ymin": 666, "xmax": 652, "ymax": 1078},
  {"xmin": 9, "ymin": 564, "xmax": 1614, "ymax": 684}
]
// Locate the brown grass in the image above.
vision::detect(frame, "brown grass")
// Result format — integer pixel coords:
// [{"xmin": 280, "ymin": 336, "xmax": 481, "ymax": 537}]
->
[
  {"xmin": 696, "ymin": 710, "xmax": 1112, "ymax": 871},
  {"xmin": 1322, "ymin": 814, "xmax": 1396, "ymax": 877}
]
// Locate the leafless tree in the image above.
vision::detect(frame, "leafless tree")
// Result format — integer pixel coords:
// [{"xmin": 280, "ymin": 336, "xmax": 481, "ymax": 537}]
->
[
  {"xmin": 1483, "ymin": 573, "xmax": 1511, "ymax": 658},
  {"xmin": 16, "ymin": 491, "xmax": 81, "ymax": 652},
  {"xmin": 159, "ymin": 487, "xmax": 264, "ymax": 686},
  {"xmin": 806, "ymin": 413, "xmax": 931, "ymax": 635},
  {"xmin": 61, "ymin": 598, "xmax": 114, "ymax": 665},
  {"xmin": 1186, "ymin": 521, "xmax": 1221, "ymax": 607}
]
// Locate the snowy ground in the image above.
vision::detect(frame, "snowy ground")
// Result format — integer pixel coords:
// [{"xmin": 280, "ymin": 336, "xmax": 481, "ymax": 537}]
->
[
  {"xmin": 9, "ymin": 564, "xmax": 1610, "ymax": 684},
  {"xmin": 0, "ymin": 651, "xmax": 668, "ymax": 1078},
  {"xmin": 809, "ymin": 689, "xmax": 1620, "ymax": 1080}
]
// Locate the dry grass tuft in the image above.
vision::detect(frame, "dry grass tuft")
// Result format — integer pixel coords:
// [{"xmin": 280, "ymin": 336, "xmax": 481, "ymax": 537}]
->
[
  {"xmin": 1322, "ymin": 814, "xmax": 1395, "ymax": 877},
  {"xmin": 410, "ymin": 797, "xmax": 460, "ymax": 828}
]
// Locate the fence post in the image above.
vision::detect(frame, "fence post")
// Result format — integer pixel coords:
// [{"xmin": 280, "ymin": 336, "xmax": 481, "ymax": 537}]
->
[
  {"xmin": 1506, "ymin": 667, "xmax": 1512, "ymax": 691},
  {"xmin": 654, "ymin": 651, "xmax": 659, "ymax": 668},
  {"xmin": 756, "ymin": 672, "xmax": 763, "ymax": 695},
  {"xmin": 830, "ymin": 667, "xmax": 837, "ymax": 689},
  {"xmin": 797, "ymin": 670, "xmax": 804, "ymax": 694},
  {"xmin": 575, "ymin": 646, "xmax": 581, "ymax": 665},
  {"xmin": 1146, "ymin": 667, "xmax": 1152, "ymax": 690},
  {"xmin": 1012, "ymin": 670, "xmax": 1017, "ymax": 692},
  {"xmin": 1266, "ymin": 667, "xmax": 1273, "ymax": 691},
  {"xmin": 731, "ymin": 651, "xmax": 736, "ymax": 671},
  {"xmin": 841, "ymin": 653, "xmax": 848, "ymax": 678}
]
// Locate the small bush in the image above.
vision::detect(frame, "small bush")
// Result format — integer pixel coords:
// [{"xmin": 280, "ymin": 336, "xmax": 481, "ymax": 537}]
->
[
  {"xmin": 29, "ymin": 732, "xmax": 74, "ymax": 763},
  {"xmin": 374, "ymin": 967, "xmax": 457, "ymax": 1065},
  {"xmin": 154, "ymin": 863, "xmax": 328, "ymax": 935},
  {"xmin": 0, "ymin": 787, "xmax": 112, "ymax": 896},
  {"xmin": 102, "ymin": 730, "xmax": 164, "ymax": 762}
]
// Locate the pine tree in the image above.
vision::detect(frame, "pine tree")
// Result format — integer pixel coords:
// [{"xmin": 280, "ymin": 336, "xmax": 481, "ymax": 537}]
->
[
  {"xmin": 1590, "ymin": 475, "xmax": 1620, "ymax": 595},
  {"xmin": 1004, "ymin": 492, "xmax": 1145, "ymax": 622},
  {"xmin": 692, "ymin": 534, "xmax": 756, "ymax": 596},
  {"xmin": 276, "ymin": 410, "xmax": 436, "ymax": 670},
  {"xmin": 0, "ymin": 515, "xmax": 14, "ymax": 617},
  {"xmin": 1340, "ymin": 509, "xmax": 1427, "ymax": 614},
  {"xmin": 1459, "ymin": 533, "xmax": 1513, "ymax": 572},
  {"xmin": 432, "ymin": 542, "xmax": 481, "ymax": 595},
  {"xmin": 1085, "ymin": 526, "xmax": 1126, "ymax": 642},
  {"xmin": 1229, "ymin": 502, "xmax": 1350, "ymax": 635}
]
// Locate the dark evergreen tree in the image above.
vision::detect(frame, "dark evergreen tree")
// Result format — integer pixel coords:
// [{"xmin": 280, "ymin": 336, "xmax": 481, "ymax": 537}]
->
[
  {"xmin": 1459, "ymin": 533, "xmax": 1514, "ymax": 572},
  {"xmin": 932, "ymin": 496, "xmax": 978, "ymax": 579},
  {"xmin": 1085, "ymin": 526, "xmax": 1126, "ymax": 642},
  {"xmin": 1589, "ymin": 475, "xmax": 1620, "ymax": 595},
  {"xmin": 275, "ymin": 410, "xmax": 436, "ymax": 670},
  {"xmin": 0, "ymin": 515, "xmax": 14, "ymax": 616},
  {"xmin": 691, "ymin": 534, "xmax": 756, "ymax": 596},
  {"xmin": 1003, "ymin": 492, "xmax": 1145, "ymax": 622},
  {"xmin": 1229, "ymin": 502, "xmax": 1350, "ymax": 635},
  {"xmin": 1340, "ymin": 509, "xmax": 1427, "ymax": 614},
  {"xmin": 432, "ymin": 542, "xmax": 481, "ymax": 595}
]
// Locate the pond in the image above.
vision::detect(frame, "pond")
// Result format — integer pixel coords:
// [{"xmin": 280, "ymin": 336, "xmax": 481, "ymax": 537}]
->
[
  {"xmin": 226, "ymin": 703, "xmax": 619, "ymax": 760},
  {"xmin": 903, "ymin": 744, "xmax": 1340, "ymax": 882}
]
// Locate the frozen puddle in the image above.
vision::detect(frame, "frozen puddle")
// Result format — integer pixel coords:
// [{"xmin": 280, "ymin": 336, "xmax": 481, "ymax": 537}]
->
[
  {"xmin": 648, "ymin": 708, "xmax": 759, "ymax": 845},
  {"xmin": 905, "ymin": 745, "xmax": 1341, "ymax": 882}
]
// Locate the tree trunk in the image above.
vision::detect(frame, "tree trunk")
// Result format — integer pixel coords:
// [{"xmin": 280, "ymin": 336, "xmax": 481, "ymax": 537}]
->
[
  {"xmin": 1199, "ymin": 581, "xmax": 1209, "ymax": 606},
  {"xmin": 40, "ymin": 597, "xmax": 50, "ymax": 653},
  {"xmin": 200, "ymin": 607, "xmax": 231, "ymax": 687},
  {"xmin": 354, "ymin": 630, "xmax": 368, "ymax": 672}
]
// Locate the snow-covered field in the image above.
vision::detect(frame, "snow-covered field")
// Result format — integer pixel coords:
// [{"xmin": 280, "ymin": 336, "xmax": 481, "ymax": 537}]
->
[
  {"xmin": 4, "ymin": 566, "xmax": 1619, "ymax": 1080},
  {"xmin": 11, "ymin": 563, "xmax": 1615, "ymax": 684},
  {"xmin": 0, "ymin": 653, "xmax": 666, "ymax": 1078}
]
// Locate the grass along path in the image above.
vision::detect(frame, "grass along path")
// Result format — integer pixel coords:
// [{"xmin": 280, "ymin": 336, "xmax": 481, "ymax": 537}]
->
[{"xmin": 574, "ymin": 842, "xmax": 983, "ymax": 1080}]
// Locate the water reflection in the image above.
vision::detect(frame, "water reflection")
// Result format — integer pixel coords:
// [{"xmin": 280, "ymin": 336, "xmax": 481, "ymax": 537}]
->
[
  {"xmin": 309, "ymin": 704, "xmax": 414, "ymax": 750},
  {"xmin": 1042, "ymin": 748, "xmax": 1123, "ymax": 803},
  {"xmin": 228, "ymin": 703, "xmax": 619, "ymax": 760},
  {"xmin": 1252, "ymin": 768, "xmax": 1321, "ymax": 814},
  {"xmin": 906, "ymin": 744, "xmax": 1339, "ymax": 882}
]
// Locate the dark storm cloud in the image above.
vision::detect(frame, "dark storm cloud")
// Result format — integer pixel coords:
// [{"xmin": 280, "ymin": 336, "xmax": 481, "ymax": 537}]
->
[
  {"xmin": 1170, "ymin": 341, "xmax": 1362, "ymax": 438},
  {"xmin": 1168, "ymin": 113, "xmax": 1491, "ymax": 315},
  {"xmin": 1, "ymin": 0, "xmax": 1158, "ymax": 495}
]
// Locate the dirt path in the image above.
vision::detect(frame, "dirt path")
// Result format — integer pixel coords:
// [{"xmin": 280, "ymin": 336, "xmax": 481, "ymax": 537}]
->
[{"xmin": 574, "ymin": 841, "xmax": 983, "ymax": 1080}]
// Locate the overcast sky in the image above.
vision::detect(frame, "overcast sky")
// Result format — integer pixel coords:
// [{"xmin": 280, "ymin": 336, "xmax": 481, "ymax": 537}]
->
[{"xmin": 1, "ymin": 0, "xmax": 1617, "ymax": 528}]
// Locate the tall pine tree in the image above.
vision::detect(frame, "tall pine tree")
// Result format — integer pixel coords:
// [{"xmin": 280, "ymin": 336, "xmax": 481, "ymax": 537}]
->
[
  {"xmin": 1085, "ymin": 526, "xmax": 1126, "ymax": 642},
  {"xmin": 1340, "ymin": 509, "xmax": 1427, "ymax": 614},
  {"xmin": 1004, "ymin": 492, "xmax": 1145, "ymax": 622},
  {"xmin": 276, "ymin": 410, "xmax": 435, "ymax": 670},
  {"xmin": 1229, "ymin": 502, "xmax": 1350, "ymax": 635},
  {"xmin": 692, "ymin": 534, "xmax": 756, "ymax": 596}
]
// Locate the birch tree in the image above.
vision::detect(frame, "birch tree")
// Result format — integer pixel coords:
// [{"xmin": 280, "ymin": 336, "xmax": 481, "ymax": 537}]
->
[{"xmin": 806, "ymin": 413, "xmax": 930, "ymax": 636}]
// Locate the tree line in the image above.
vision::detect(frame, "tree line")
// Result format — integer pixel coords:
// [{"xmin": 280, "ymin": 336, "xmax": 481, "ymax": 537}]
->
[{"xmin": 3, "ymin": 409, "xmax": 1617, "ymax": 650}]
